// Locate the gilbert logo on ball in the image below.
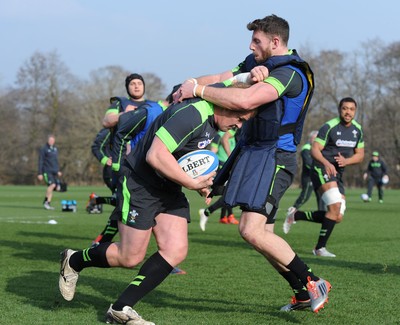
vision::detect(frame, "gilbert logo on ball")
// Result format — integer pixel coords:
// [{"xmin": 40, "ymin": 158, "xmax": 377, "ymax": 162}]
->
[{"xmin": 178, "ymin": 150, "xmax": 219, "ymax": 179}]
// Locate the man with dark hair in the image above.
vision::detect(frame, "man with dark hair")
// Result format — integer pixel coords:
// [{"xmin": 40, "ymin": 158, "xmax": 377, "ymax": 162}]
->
[
  {"xmin": 88, "ymin": 73, "xmax": 149, "ymax": 212},
  {"xmin": 103, "ymin": 73, "xmax": 147, "ymax": 129},
  {"xmin": 38, "ymin": 134, "xmax": 62, "ymax": 210},
  {"xmin": 284, "ymin": 97, "xmax": 364, "ymax": 258},
  {"xmin": 177, "ymin": 14, "xmax": 331, "ymax": 313}
]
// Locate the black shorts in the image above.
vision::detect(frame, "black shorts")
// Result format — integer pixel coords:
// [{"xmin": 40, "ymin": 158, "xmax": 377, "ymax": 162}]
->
[
  {"xmin": 242, "ymin": 150, "xmax": 297, "ymax": 224},
  {"xmin": 114, "ymin": 165, "xmax": 190, "ymax": 230},
  {"xmin": 43, "ymin": 172, "xmax": 58, "ymax": 186},
  {"xmin": 310, "ymin": 165, "xmax": 345, "ymax": 195}
]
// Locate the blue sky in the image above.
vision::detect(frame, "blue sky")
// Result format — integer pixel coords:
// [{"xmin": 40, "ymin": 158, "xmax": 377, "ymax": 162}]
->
[{"xmin": 1, "ymin": 0, "xmax": 399, "ymax": 94}]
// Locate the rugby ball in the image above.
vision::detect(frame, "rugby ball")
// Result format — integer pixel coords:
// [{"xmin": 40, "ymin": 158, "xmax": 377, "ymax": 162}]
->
[
  {"xmin": 361, "ymin": 193, "xmax": 369, "ymax": 202},
  {"xmin": 381, "ymin": 175, "xmax": 389, "ymax": 185},
  {"xmin": 178, "ymin": 150, "xmax": 219, "ymax": 179}
]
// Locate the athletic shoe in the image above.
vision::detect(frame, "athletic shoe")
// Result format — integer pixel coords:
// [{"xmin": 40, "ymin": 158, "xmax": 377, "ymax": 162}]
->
[
  {"xmin": 105, "ymin": 305, "xmax": 155, "ymax": 325},
  {"xmin": 379, "ymin": 200, "xmax": 383, "ymax": 204},
  {"xmin": 199, "ymin": 208, "xmax": 208, "ymax": 231},
  {"xmin": 306, "ymin": 277, "xmax": 331, "ymax": 313},
  {"xmin": 59, "ymin": 249, "xmax": 79, "ymax": 301},
  {"xmin": 283, "ymin": 207, "xmax": 297, "ymax": 234},
  {"xmin": 170, "ymin": 267, "xmax": 187, "ymax": 275},
  {"xmin": 91, "ymin": 241, "xmax": 100, "ymax": 248},
  {"xmin": 280, "ymin": 296, "xmax": 311, "ymax": 311},
  {"xmin": 219, "ymin": 216, "xmax": 229, "ymax": 224},
  {"xmin": 86, "ymin": 192, "xmax": 98, "ymax": 213},
  {"xmin": 313, "ymin": 247, "xmax": 336, "ymax": 257},
  {"xmin": 227, "ymin": 214, "xmax": 239, "ymax": 224},
  {"xmin": 44, "ymin": 201, "xmax": 55, "ymax": 210}
]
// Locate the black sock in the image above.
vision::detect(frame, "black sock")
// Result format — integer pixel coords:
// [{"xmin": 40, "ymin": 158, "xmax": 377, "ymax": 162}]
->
[
  {"xmin": 69, "ymin": 242, "xmax": 112, "ymax": 272},
  {"xmin": 315, "ymin": 217, "xmax": 336, "ymax": 250},
  {"xmin": 44, "ymin": 197, "xmax": 48, "ymax": 203},
  {"xmin": 96, "ymin": 219, "xmax": 119, "ymax": 243},
  {"xmin": 279, "ymin": 271, "xmax": 309, "ymax": 301},
  {"xmin": 112, "ymin": 251, "xmax": 173, "ymax": 310},
  {"xmin": 286, "ymin": 254, "xmax": 318, "ymax": 286},
  {"xmin": 96, "ymin": 196, "xmax": 117, "ymax": 206},
  {"xmin": 295, "ymin": 210, "xmax": 325, "ymax": 223},
  {"xmin": 208, "ymin": 197, "xmax": 225, "ymax": 214},
  {"xmin": 204, "ymin": 208, "xmax": 210, "ymax": 216},
  {"xmin": 220, "ymin": 207, "xmax": 227, "ymax": 219}
]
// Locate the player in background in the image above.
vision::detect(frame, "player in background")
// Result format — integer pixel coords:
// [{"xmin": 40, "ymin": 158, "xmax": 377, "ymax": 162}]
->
[
  {"xmin": 87, "ymin": 128, "xmax": 114, "ymax": 214},
  {"xmin": 87, "ymin": 73, "xmax": 149, "ymax": 211},
  {"xmin": 37, "ymin": 134, "xmax": 62, "ymax": 210},
  {"xmin": 363, "ymin": 151, "xmax": 388, "ymax": 203},
  {"xmin": 199, "ymin": 129, "xmax": 240, "ymax": 231},
  {"xmin": 284, "ymin": 131, "xmax": 320, "ymax": 225},
  {"xmin": 283, "ymin": 97, "xmax": 364, "ymax": 258}
]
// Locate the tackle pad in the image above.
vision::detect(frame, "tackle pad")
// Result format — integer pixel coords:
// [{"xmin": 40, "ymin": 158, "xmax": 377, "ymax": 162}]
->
[{"xmin": 224, "ymin": 144, "xmax": 276, "ymax": 210}]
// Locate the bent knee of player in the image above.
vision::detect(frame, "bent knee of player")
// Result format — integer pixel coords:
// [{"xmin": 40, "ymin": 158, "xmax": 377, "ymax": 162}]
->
[
  {"xmin": 119, "ymin": 252, "xmax": 147, "ymax": 268},
  {"xmin": 326, "ymin": 202, "xmax": 341, "ymax": 221},
  {"xmin": 239, "ymin": 223, "xmax": 270, "ymax": 250},
  {"xmin": 160, "ymin": 248, "xmax": 188, "ymax": 266}
]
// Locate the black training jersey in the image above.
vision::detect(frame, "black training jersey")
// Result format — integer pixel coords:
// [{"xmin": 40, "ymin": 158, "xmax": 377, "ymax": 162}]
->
[
  {"xmin": 314, "ymin": 117, "xmax": 364, "ymax": 172},
  {"xmin": 38, "ymin": 143, "xmax": 59, "ymax": 174},
  {"xmin": 300, "ymin": 142, "xmax": 313, "ymax": 176},
  {"xmin": 125, "ymin": 98, "xmax": 218, "ymax": 190},
  {"xmin": 367, "ymin": 159, "xmax": 387, "ymax": 179},
  {"xmin": 91, "ymin": 128, "xmax": 111, "ymax": 165}
]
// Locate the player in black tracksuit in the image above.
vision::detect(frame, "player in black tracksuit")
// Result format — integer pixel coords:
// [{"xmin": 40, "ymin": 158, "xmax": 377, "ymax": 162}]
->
[
  {"xmin": 91, "ymin": 128, "xmax": 114, "ymax": 193},
  {"xmin": 363, "ymin": 151, "xmax": 388, "ymax": 202},
  {"xmin": 288, "ymin": 130, "xmax": 319, "ymax": 211},
  {"xmin": 38, "ymin": 134, "xmax": 62, "ymax": 210}
]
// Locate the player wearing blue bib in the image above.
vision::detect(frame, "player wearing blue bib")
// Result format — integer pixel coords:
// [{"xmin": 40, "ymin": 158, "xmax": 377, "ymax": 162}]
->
[{"xmin": 176, "ymin": 14, "xmax": 331, "ymax": 313}]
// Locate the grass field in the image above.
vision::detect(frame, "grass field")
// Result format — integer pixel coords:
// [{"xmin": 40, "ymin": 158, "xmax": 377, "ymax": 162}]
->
[{"xmin": 0, "ymin": 185, "xmax": 399, "ymax": 324}]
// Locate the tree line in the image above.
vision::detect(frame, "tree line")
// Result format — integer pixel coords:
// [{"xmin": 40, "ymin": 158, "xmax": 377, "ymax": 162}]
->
[{"xmin": 0, "ymin": 41, "xmax": 399, "ymax": 189}]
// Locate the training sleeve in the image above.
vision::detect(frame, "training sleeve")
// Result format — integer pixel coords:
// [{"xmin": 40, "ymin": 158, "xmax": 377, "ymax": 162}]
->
[{"xmin": 111, "ymin": 108, "xmax": 148, "ymax": 171}]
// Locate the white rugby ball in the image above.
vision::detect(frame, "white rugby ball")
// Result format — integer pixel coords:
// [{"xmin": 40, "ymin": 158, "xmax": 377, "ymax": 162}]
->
[
  {"xmin": 178, "ymin": 150, "xmax": 219, "ymax": 179},
  {"xmin": 381, "ymin": 175, "xmax": 389, "ymax": 185},
  {"xmin": 361, "ymin": 193, "xmax": 369, "ymax": 202}
]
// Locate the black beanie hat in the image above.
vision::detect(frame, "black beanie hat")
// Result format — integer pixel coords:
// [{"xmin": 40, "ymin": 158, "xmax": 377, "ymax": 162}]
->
[{"xmin": 125, "ymin": 73, "xmax": 145, "ymax": 96}]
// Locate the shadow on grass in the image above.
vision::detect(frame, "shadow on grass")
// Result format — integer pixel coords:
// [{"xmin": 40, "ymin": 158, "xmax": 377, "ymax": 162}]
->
[
  {"xmin": 6, "ymin": 269, "xmax": 308, "ymax": 324},
  {"xmin": 0, "ymin": 239, "xmax": 91, "ymax": 265},
  {"xmin": 6, "ymin": 270, "xmax": 127, "ymax": 322},
  {"xmin": 17, "ymin": 231, "xmax": 90, "ymax": 241},
  {"xmin": 0, "ymin": 204, "xmax": 46, "ymax": 210},
  {"xmin": 299, "ymin": 255, "xmax": 400, "ymax": 275}
]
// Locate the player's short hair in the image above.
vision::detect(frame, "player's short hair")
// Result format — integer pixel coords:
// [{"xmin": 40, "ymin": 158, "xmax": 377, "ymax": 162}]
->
[
  {"xmin": 338, "ymin": 97, "xmax": 357, "ymax": 109},
  {"xmin": 247, "ymin": 14, "xmax": 289, "ymax": 45}
]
